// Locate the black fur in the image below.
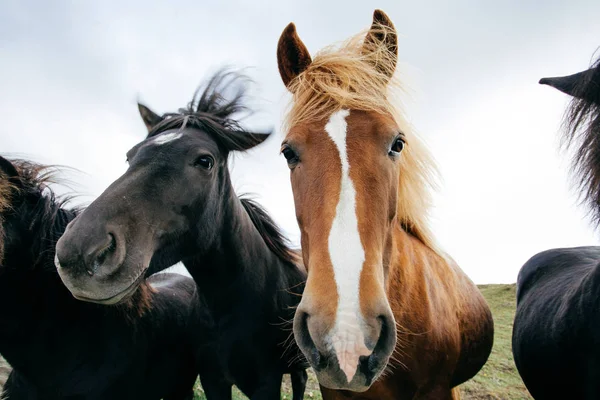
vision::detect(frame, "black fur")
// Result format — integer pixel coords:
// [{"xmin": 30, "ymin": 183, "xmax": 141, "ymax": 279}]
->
[
  {"xmin": 55, "ymin": 69, "xmax": 308, "ymax": 400},
  {"xmin": 513, "ymin": 247, "xmax": 600, "ymax": 399},
  {"xmin": 0, "ymin": 158, "xmax": 199, "ymax": 400}
]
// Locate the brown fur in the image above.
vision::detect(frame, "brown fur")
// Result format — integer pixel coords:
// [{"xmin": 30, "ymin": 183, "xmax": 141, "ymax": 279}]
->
[
  {"xmin": 277, "ymin": 23, "xmax": 313, "ymax": 88},
  {"xmin": 278, "ymin": 9, "xmax": 493, "ymax": 399}
]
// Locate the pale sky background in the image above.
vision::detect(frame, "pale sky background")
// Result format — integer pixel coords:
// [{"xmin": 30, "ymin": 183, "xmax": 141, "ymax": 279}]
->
[{"xmin": 1, "ymin": 0, "xmax": 599, "ymax": 283}]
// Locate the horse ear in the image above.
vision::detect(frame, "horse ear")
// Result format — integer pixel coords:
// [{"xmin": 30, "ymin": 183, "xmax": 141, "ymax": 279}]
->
[
  {"xmin": 220, "ymin": 130, "xmax": 272, "ymax": 152},
  {"xmin": 362, "ymin": 9, "xmax": 398, "ymax": 79},
  {"xmin": 277, "ymin": 23, "xmax": 312, "ymax": 90},
  {"xmin": 0, "ymin": 156, "xmax": 19, "ymax": 180},
  {"xmin": 540, "ymin": 68, "xmax": 599, "ymax": 104},
  {"xmin": 138, "ymin": 103, "xmax": 164, "ymax": 132}
]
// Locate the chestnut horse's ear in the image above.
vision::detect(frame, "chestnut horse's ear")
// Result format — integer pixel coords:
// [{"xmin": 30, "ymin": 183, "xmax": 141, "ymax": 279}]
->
[
  {"xmin": 540, "ymin": 68, "xmax": 599, "ymax": 104},
  {"xmin": 0, "ymin": 156, "xmax": 19, "ymax": 180},
  {"xmin": 277, "ymin": 23, "xmax": 312, "ymax": 89},
  {"xmin": 137, "ymin": 103, "xmax": 164, "ymax": 132},
  {"xmin": 362, "ymin": 9, "xmax": 398, "ymax": 79}
]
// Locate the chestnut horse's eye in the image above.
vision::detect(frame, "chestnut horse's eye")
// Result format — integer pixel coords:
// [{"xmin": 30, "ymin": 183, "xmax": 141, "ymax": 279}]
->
[
  {"xmin": 281, "ymin": 145, "xmax": 299, "ymax": 167},
  {"xmin": 389, "ymin": 137, "xmax": 405, "ymax": 157},
  {"xmin": 194, "ymin": 155, "xmax": 214, "ymax": 170}
]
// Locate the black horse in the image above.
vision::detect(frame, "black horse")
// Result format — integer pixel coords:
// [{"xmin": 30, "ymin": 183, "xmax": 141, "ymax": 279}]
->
[
  {"xmin": 55, "ymin": 70, "xmax": 308, "ymax": 400},
  {"xmin": 0, "ymin": 157, "xmax": 199, "ymax": 400},
  {"xmin": 513, "ymin": 55, "xmax": 600, "ymax": 399}
]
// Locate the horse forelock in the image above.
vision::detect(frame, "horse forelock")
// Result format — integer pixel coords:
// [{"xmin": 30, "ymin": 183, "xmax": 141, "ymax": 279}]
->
[{"xmin": 284, "ymin": 24, "xmax": 442, "ymax": 256}]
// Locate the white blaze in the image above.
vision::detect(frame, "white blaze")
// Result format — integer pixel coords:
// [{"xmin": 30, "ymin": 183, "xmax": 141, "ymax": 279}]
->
[
  {"xmin": 153, "ymin": 131, "xmax": 182, "ymax": 145},
  {"xmin": 324, "ymin": 109, "xmax": 371, "ymax": 383}
]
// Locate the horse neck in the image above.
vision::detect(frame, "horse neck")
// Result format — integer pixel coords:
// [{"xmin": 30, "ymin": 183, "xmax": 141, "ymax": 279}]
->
[
  {"xmin": 183, "ymin": 190, "xmax": 295, "ymax": 311},
  {"xmin": 386, "ymin": 222, "xmax": 460, "ymax": 331},
  {"xmin": 0, "ymin": 206, "xmax": 79, "ymax": 338}
]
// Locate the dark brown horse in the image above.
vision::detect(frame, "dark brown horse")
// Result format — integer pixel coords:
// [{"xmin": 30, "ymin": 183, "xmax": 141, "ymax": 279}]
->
[
  {"xmin": 276, "ymin": 10, "xmax": 494, "ymax": 399},
  {"xmin": 0, "ymin": 157, "xmax": 198, "ymax": 400},
  {"xmin": 513, "ymin": 54, "xmax": 600, "ymax": 399},
  {"xmin": 54, "ymin": 70, "xmax": 308, "ymax": 400}
]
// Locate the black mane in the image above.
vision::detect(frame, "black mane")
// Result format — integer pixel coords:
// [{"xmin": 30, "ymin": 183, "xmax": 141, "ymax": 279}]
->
[
  {"xmin": 562, "ymin": 56, "xmax": 600, "ymax": 225},
  {"xmin": 144, "ymin": 70, "xmax": 296, "ymax": 267},
  {"xmin": 147, "ymin": 69, "xmax": 271, "ymax": 152},
  {"xmin": 240, "ymin": 197, "xmax": 300, "ymax": 267}
]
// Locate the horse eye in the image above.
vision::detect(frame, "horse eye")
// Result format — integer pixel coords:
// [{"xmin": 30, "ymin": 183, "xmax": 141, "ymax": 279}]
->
[
  {"xmin": 281, "ymin": 145, "xmax": 299, "ymax": 166},
  {"xmin": 194, "ymin": 155, "xmax": 214, "ymax": 170},
  {"xmin": 389, "ymin": 137, "xmax": 405, "ymax": 156}
]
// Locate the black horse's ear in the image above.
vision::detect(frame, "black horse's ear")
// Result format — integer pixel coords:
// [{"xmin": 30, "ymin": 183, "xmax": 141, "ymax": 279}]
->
[
  {"xmin": 539, "ymin": 68, "xmax": 599, "ymax": 103},
  {"xmin": 0, "ymin": 156, "xmax": 19, "ymax": 180},
  {"xmin": 362, "ymin": 9, "xmax": 398, "ymax": 80},
  {"xmin": 138, "ymin": 103, "xmax": 164, "ymax": 132},
  {"xmin": 220, "ymin": 130, "xmax": 272, "ymax": 152},
  {"xmin": 277, "ymin": 23, "xmax": 312, "ymax": 90}
]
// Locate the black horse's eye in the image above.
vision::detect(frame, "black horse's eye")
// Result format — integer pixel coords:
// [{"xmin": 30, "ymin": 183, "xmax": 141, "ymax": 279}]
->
[
  {"xmin": 389, "ymin": 137, "xmax": 405, "ymax": 156},
  {"xmin": 281, "ymin": 145, "xmax": 299, "ymax": 166},
  {"xmin": 194, "ymin": 155, "xmax": 214, "ymax": 170}
]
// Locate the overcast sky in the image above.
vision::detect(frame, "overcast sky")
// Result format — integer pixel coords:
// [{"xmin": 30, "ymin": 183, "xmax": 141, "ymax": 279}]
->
[{"xmin": 1, "ymin": 0, "xmax": 600, "ymax": 283}]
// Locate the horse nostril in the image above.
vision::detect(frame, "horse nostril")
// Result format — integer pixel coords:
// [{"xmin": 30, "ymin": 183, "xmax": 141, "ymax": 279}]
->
[
  {"xmin": 294, "ymin": 310, "xmax": 322, "ymax": 368},
  {"xmin": 369, "ymin": 314, "xmax": 396, "ymax": 370},
  {"xmin": 91, "ymin": 233, "xmax": 117, "ymax": 276}
]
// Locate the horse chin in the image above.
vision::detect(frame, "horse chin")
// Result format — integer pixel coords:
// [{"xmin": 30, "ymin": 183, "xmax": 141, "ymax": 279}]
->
[
  {"xmin": 73, "ymin": 281, "xmax": 138, "ymax": 305},
  {"xmin": 62, "ymin": 267, "xmax": 147, "ymax": 306},
  {"xmin": 313, "ymin": 368, "xmax": 373, "ymax": 392}
]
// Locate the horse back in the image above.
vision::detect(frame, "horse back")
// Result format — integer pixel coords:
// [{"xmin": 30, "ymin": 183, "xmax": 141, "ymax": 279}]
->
[
  {"xmin": 513, "ymin": 246, "xmax": 600, "ymax": 399},
  {"xmin": 516, "ymin": 246, "xmax": 600, "ymax": 303}
]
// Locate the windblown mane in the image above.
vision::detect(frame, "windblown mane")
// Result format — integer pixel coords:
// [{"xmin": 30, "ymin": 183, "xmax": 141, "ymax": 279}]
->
[
  {"xmin": 240, "ymin": 197, "xmax": 301, "ymax": 267},
  {"xmin": 147, "ymin": 69, "xmax": 270, "ymax": 152},
  {"xmin": 562, "ymin": 56, "xmax": 600, "ymax": 225},
  {"xmin": 0, "ymin": 160, "xmax": 75, "ymax": 266},
  {"xmin": 284, "ymin": 24, "xmax": 440, "ymax": 253}
]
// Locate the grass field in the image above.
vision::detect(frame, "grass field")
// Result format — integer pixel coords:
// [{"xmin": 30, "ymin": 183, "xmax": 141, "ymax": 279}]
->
[{"xmin": 0, "ymin": 284, "xmax": 530, "ymax": 399}]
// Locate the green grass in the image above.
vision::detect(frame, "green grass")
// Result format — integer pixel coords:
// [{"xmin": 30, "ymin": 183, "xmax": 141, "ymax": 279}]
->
[
  {"xmin": 0, "ymin": 284, "xmax": 529, "ymax": 399},
  {"xmin": 193, "ymin": 284, "xmax": 530, "ymax": 400}
]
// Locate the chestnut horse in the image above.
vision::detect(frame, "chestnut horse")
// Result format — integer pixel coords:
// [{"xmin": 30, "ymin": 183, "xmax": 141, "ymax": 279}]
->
[{"xmin": 276, "ymin": 9, "xmax": 494, "ymax": 399}]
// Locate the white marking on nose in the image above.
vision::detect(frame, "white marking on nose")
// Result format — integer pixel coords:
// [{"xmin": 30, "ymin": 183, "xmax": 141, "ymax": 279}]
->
[
  {"xmin": 54, "ymin": 254, "xmax": 61, "ymax": 270},
  {"xmin": 153, "ymin": 131, "xmax": 182, "ymax": 145},
  {"xmin": 324, "ymin": 109, "xmax": 371, "ymax": 383}
]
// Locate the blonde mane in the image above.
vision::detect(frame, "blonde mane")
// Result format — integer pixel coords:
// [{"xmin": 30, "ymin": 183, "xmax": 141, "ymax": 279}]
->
[{"xmin": 284, "ymin": 24, "xmax": 441, "ymax": 254}]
